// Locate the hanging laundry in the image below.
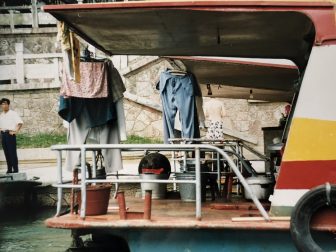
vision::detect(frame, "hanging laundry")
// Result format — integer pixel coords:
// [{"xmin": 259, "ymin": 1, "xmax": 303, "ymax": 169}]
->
[
  {"xmin": 56, "ymin": 21, "xmax": 81, "ymax": 83},
  {"xmin": 64, "ymin": 112, "xmax": 123, "ymax": 173},
  {"xmin": 106, "ymin": 60, "xmax": 126, "ymax": 102},
  {"xmin": 60, "ymin": 61, "xmax": 108, "ymax": 98},
  {"xmin": 204, "ymin": 98, "xmax": 226, "ymax": 140},
  {"xmin": 70, "ymin": 32, "xmax": 81, "ymax": 83},
  {"xmin": 58, "ymin": 96, "xmax": 116, "ymax": 128},
  {"xmin": 158, "ymin": 70, "xmax": 200, "ymax": 143}
]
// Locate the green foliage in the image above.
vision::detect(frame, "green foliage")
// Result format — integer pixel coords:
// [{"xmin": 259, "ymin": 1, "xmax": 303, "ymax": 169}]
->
[
  {"xmin": 121, "ymin": 135, "xmax": 163, "ymax": 144},
  {"xmin": 11, "ymin": 133, "xmax": 162, "ymax": 148},
  {"xmin": 16, "ymin": 133, "xmax": 67, "ymax": 148}
]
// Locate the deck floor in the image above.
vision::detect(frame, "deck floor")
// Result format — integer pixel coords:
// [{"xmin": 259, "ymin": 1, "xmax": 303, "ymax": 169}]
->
[{"xmin": 46, "ymin": 198, "xmax": 293, "ymax": 231}]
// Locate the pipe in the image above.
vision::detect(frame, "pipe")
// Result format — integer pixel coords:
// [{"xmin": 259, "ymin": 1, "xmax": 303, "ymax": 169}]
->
[
  {"xmin": 117, "ymin": 191, "xmax": 127, "ymax": 220},
  {"xmin": 144, "ymin": 190, "xmax": 152, "ymax": 220}
]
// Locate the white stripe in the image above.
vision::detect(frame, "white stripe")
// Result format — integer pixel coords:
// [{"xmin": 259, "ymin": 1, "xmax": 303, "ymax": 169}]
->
[
  {"xmin": 269, "ymin": 189, "xmax": 309, "ymax": 207},
  {"xmin": 294, "ymin": 45, "xmax": 336, "ymax": 121}
]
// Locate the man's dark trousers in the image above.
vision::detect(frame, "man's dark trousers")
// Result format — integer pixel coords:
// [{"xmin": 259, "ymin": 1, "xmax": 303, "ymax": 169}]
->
[{"xmin": 1, "ymin": 131, "xmax": 18, "ymax": 173}]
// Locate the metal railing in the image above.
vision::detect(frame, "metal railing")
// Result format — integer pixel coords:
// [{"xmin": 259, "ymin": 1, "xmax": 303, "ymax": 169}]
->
[
  {"xmin": 0, "ymin": 1, "xmax": 57, "ymax": 30},
  {"xmin": 51, "ymin": 144, "xmax": 270, "ymax": 221}
]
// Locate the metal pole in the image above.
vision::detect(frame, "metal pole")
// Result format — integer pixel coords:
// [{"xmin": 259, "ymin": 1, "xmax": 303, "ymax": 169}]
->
[
  {"xmin": 56, "ymin": 150, "xmax": 62, "ymax": 216},
  {"xmin": 195, "ymin": 147, "xmax": 201, "ymax": 220},
  {"xmin": 217, "ymin": 150, "xmax": 221, "ymax": 192},
  {"xmin": 92, "ymin": 151, "xmax": 96, "ymax": 184},
  {"xmin": 80, "ymin": 147, "xmax": 87, "ymax": 219},
  {"xmin": 216, "ymin": 148, "xmax": 270, "ymax": 221}
]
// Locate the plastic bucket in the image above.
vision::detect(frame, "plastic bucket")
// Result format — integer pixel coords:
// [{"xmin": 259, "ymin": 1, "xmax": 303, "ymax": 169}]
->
[
  {"xmin": 140, "ymin": 173, "xmax": 168, "ymax": 199},
  {"xmin": 244, "ymin": 176, "xmax": 273, "ymax": 200},
  {"xmin": 176, "ymin": 172, "xmax": 196, "ymax": 202}
]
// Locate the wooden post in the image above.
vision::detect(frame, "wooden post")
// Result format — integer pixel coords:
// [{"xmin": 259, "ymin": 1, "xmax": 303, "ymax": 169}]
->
[{"xmin": 15, "ymin": 43, "xmax": 24, "ymax": 84}]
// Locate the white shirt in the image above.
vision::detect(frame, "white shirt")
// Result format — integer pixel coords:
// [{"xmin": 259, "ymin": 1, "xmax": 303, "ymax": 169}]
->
[
  {"xmin": 0, "ymin": 110, "xmax": 23, "ymax": 131},
  {"xmin": 204, "ymin": 99, "xmax": 226, "ymax": 122}
]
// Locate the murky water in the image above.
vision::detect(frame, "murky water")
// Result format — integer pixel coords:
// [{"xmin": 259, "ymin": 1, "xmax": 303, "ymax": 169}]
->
[{"xmin": 0, "ymin": 208, "xmax": 72, "ymax": 252}]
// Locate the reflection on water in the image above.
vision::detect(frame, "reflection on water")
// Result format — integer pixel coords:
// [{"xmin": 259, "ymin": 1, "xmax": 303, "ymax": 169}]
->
[{"xmin": 0, "ymin": 207, "xmax": 71, "ymax": 252}]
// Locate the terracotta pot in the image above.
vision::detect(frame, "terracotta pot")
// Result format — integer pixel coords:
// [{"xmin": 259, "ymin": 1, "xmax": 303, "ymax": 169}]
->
[{"xmin": 79, "ymin": 184, "xmax": 112, "ymax": 216}]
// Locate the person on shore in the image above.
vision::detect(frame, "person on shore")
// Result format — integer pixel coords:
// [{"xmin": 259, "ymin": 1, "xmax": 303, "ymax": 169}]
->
[{"xmin": 0, "ymin": 98, "xmax": 23, "ymax": 173}]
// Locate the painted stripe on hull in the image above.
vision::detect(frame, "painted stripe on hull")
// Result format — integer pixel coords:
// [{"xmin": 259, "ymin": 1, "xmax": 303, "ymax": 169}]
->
[
  {"xmin": 276, "ymin": 160, "xmax": 336, "ymax": 189},
  {"xmin": 283, "ymin": 118, "xmax": 336, "ymax": 161},
  {"xmin": 270, "ymin": 189, "xmax": 309, "ymax": 207},
  {"xmin": 293, "ymin": 45, "xmax": 336, "ymax": 121}
]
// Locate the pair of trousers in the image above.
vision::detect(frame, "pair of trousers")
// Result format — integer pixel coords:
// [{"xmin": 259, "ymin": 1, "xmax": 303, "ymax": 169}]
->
[
  {"xmin": 65, "ymin": 112, "xmax": 123, "ymax": 173},
  {"xmin": 1, "ymin": 132, "xmax": 19, "ymax": 173},
  {"xmin": 161, "ymin": 76, "xmax": 196, "ymax": 143}
]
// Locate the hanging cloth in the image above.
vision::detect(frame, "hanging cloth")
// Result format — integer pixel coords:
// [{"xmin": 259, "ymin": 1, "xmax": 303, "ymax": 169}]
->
[
  {"xmin": 60, "ymin": 61, "xmax": 108, "ymax": 98},
  {"xmin": 56, "ymin": 21, "xmax": 81, "ymax": 83}
]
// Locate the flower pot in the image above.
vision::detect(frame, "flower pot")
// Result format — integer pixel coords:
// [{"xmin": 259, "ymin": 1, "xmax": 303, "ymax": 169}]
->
[{"xmin": 79, "ymin": 184, "xmax": 112, "ymax": 216}]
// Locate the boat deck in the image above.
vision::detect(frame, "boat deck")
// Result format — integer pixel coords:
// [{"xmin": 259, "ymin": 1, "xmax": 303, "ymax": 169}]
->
[
  {"xmin": 46, "ymin": 196, "xmax": 336, "ymax": 232},
  {"xmin": 46, "ymin": 198, "xmax": 293, "ymax": 231}
]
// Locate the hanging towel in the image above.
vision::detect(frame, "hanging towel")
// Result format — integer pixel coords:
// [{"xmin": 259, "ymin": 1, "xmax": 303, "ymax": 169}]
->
[{"xmin": 60, "ymin": 62, "xmax": 108, "ymax": 98}]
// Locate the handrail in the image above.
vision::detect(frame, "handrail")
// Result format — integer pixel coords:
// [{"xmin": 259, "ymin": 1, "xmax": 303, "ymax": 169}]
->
[{"xmin": 51, "ymin": 143, "xmax": 270, "ymax": 221}]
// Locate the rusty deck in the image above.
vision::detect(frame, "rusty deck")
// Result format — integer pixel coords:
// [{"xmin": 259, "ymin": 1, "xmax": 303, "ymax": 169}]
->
[{"xmin": 46, "ymin": 198, "xmax": 291, "ymax": 230}]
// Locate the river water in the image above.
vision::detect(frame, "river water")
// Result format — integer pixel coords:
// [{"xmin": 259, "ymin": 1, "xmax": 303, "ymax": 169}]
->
[{"xmin": 0, "ymin": 207, "xmax": 72, "ymax": 252}]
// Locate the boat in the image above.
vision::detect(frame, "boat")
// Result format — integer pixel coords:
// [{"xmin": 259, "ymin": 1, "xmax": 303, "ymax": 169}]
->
[
  {"xmin": 0, "ymin": 172, "xmax": 42, "ymax": 208},
  {"xmin": 42, "ymin": 1, "xmax": 336, "ymax": 251}
]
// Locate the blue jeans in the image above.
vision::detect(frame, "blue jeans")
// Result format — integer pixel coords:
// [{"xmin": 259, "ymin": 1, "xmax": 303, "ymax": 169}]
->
[{"xmin": 160, "ymin": 73, "xmax": 197, "ymax": 143}]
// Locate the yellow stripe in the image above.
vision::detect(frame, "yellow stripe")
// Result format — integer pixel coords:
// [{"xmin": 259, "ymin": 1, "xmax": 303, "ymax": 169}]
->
[{"xmin": 283, "ymin": 118, "xmax": 336, "ymax": 161}]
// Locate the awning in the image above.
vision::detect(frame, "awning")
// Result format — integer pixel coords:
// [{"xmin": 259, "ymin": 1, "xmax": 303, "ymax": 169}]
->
[
  {"xmin": 43, "ymin": 1, "xmax": 325, "ymax": 70},
  {"xmin": 166, "ymin": 56, "xmax": 298, "ymax": 101}
]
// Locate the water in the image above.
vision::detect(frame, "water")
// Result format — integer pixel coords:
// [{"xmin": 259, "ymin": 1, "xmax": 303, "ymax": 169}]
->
[{"xmin": 0, "ymin": 207, "xmax": 72, "ymax": 252}]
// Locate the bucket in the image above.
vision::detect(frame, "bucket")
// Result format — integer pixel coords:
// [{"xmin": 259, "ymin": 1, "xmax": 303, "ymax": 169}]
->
[
  {"xmin": 140, "ymin": 173, "xmax": 168, "ymax": 199},
  {"xmin": 79, "ymin": 184, "xmax": 112, "ymax": 215},
  {"xmin": 176, "ymin": 172, "xmax": 196, "ymax": 202},
  {"xmin": 244, "ymin": 176, "xmax": 273, "ymax": 200}
]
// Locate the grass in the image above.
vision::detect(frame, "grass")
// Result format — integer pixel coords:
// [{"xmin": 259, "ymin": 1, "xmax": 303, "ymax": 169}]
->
[
  {"xmin": 121, "ymin": 135, "xmax": 163, "ymax": 144},
  {"xmin": 12, "ymin": 133, "xmax": 162, "ymax": 149},
  {"xmin": 16, "ymin": 133, "xmax": 67, "ymax": 148}
]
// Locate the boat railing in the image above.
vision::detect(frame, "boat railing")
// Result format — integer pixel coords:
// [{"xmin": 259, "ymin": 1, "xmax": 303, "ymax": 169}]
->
[{"xmin": 51, "ymin": 144, "xmax": 270, "ymax": 221}]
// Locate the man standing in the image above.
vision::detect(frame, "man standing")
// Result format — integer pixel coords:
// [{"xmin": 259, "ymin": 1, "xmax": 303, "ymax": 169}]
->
[{"xmin": 0, "ymin": 98, "xmax": 23, "ymax": 173}]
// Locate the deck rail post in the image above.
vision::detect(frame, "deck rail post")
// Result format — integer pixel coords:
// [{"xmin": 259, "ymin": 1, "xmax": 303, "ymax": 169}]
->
[
  {"xmin": 195, "ymin": 147, "xmax": 202, "ymax": 220},
  {"xmin": 51, "ymin": 143, "xmax": 270, "ymax": 221},
  {"xmin": 55, "ymin": 150, "xmax": 63, "ymax": 216},
  {"xmin": 80, "ymin": 147, "xmax": 87, "ymax": 219}
]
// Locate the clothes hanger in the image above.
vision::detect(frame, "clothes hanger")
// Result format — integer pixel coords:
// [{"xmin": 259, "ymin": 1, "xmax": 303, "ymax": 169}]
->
[
  {"xmin": 168, "ymin": 69, "xmax": 187, "ymax": 76},
  {"xmin": 80, "ymin": 47, "xmax": 105, "ymax": 62},
  {"xmin": 167, "ymin": 59, "xmax": 188, "ymax": 76}
]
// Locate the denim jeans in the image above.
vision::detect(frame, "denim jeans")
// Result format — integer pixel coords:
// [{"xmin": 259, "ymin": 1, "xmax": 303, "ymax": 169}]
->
[{"xmin": 159, "ymin": 72, "xmax": 198, "ymax": 143}]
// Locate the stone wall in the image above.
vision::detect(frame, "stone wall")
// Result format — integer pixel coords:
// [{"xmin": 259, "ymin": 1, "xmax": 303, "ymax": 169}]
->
[
  {"xmin": 0, "ymin": 89, "xmax": 65, "ymax": 134},
  {"xmin": 124, "ymin": 99, "xmax": 163, "ymax": 139}
]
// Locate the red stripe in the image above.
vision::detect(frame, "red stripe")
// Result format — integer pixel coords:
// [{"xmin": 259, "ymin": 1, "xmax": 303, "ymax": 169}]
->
[{"xmin": 276, "ymin": 160, "xmax": 336, "ymax": 189}]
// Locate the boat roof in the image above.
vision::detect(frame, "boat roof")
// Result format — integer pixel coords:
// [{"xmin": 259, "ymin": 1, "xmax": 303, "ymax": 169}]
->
[
  {"xmin": 166, "ymin": 56, "xmax": 298, "ymax": 101},
  {"xmin": 43, "ymin": 1, "xmax": 336, "ymax": 101}
]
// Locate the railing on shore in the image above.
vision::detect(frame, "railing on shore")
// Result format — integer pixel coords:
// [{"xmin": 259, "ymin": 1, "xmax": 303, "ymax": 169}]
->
[
  {"xmin": 0, "ymin": 0, "xmax": 57, "ymax": 31},
  {"xmin": 51, "ymin": 143, "xmax": 270, "ymax": 221},
  {"xmin": 0, "ymin": 42, "xmax": 62, "ymax": 87}
]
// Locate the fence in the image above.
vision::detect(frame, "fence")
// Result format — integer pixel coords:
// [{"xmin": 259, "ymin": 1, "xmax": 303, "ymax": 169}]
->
[
  {"xmin": 0, "ymin": 43, "xmax": 62, "ymax": 87},
  {"xmin": 0, "ymin": 1, "xmax": 57, "ymax": 31}
]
